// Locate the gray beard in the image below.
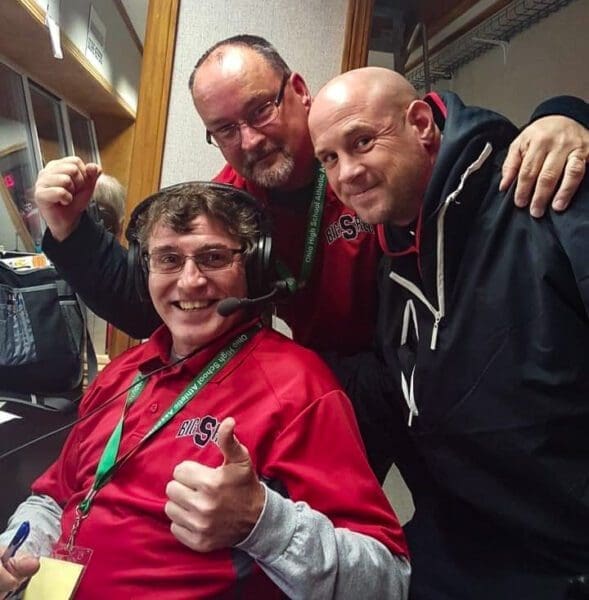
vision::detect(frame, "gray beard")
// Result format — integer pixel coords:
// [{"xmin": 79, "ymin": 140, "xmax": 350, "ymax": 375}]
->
[{"xmin": 243, "ymin": 150, "xmax": 295, "ymax": 189}]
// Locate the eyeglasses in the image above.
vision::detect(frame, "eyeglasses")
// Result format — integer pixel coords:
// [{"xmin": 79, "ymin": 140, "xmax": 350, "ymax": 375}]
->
[
  {"xmin": 146, "ymin": 248, "xmax": 244, "ymax": 274},
  {"xmin": 205, "ymin": 74, "xmax": 289, "ymax": 148}
]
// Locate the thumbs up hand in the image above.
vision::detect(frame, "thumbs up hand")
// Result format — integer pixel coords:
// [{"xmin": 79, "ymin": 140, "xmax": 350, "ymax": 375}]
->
[{"xmin": 165, "ymin": 418, "xmax": 266, "ymax": 552}]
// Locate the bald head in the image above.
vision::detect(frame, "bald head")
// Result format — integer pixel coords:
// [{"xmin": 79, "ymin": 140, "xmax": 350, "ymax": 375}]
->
[
  {"xmin": 309, "ymin": 67, "xmax": 437, "ymax": 227},
  {"xmin": 310, "ymin": 67, "xmax": 418, "ymax": 132}
]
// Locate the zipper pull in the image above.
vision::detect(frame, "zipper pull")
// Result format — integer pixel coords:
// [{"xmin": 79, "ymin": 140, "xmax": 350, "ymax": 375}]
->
[
  {"xmin": 408, "ymin": 407, "xmax": 418, "ymax": 427},
  {"xmin": 430, "ymin": 314, "xmax": 441, "ymax": 350}
]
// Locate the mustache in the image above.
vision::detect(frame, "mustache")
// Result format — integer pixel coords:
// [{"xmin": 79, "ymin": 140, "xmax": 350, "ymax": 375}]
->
[{"xmin": 243, "ymin": 143, "xmax": 282, "ymax": 169}]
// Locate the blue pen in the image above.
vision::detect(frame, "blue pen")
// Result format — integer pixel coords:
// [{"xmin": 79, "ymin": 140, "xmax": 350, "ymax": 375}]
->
[{"xmin": 1, "ymin": 522, "xmax": 30, "ymax": 568}]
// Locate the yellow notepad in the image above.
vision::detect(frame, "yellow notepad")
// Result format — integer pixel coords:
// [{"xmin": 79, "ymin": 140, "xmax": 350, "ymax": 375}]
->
[{"xmin": 23, "ymin": 556, "xmax": 84, "ymax": 600}]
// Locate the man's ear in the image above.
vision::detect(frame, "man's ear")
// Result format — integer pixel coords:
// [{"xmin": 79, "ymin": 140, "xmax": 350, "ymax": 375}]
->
[
  {"xmin": 406, "ymin": 100, "xmax": 436, "ymax": 148},
  {"xmin": 290, "ymin": 72, "xmax": 312, "ymax": 110}
]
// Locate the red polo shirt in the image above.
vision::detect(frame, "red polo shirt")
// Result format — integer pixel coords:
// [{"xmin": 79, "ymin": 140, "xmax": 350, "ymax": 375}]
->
[
  {"xmin": 214, "ymin": 165, "xmax": 381, "ymax": 353},
  {"xmin": 33, "ymin": 322, "xmax": 406, "ymax": 599}
]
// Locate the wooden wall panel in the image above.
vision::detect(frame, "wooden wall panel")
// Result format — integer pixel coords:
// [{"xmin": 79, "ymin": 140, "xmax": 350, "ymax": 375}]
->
[
  {"xmin": 93, "ymin": 116, "xmax": 135, "ymax": 190},
  {"xmin": 108, "ymin": 0, "xmax": 180, "ymax": 358},
  {"xmin": 341, "ymin": 0, "xmax": 375, "ymax": 72}
]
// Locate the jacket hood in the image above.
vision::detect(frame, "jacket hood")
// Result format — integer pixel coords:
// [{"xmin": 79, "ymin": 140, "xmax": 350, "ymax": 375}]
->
[{"xmin": 378, "ymin": 92, "xmax": 518, "ymax": 256}]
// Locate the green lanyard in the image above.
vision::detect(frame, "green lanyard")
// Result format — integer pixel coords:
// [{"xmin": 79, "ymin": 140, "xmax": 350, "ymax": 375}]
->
[
  {"xmin": 68, "ymin": 323, "xmax": 262, "ymax": 548},
  {"xmin": 276, "ymin": 165, "xmax": 327, "ymax": 293}
]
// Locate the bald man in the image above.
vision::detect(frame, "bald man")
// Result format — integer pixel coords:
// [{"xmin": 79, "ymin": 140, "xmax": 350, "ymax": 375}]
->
[{"xmin": 309, "ymin": 68, "xmax": 589, "ymax": 600}]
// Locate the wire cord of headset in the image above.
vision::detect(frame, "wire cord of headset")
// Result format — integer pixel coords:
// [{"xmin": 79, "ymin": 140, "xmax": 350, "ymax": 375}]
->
[{"xmin": 0, "ymin": 349, "xmax": 200, "ymax": 463}]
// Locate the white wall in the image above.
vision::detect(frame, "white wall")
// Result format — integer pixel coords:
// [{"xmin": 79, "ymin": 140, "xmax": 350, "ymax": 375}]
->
[
  {"xmin": 433, "ymin": 0, "xmax": 588, "ymax": 125},
  {"xmin": 161, "ymin": 0, "xmax": 348, "ymax": 187},
  {"xmin": 368, "ymin": 50, "xmax": 395, "ymax": 70},
  {"xmin": 33, "ymin": 0, "xmax": 141, "ymax": 112}
]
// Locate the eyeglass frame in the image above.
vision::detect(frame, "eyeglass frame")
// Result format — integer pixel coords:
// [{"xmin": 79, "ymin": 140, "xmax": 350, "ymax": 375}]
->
[
  {"xmin": 144, "ymin": 247, "xmax": 245, "ymax": 275},
  {"xmin": 205, "ymin": 73, "xmax": 290, "ymax": 148}
]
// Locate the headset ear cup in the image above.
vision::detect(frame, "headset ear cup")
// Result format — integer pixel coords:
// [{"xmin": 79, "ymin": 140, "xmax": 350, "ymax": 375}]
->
[
  {"xmin": 127, "ymin": 238, "xmax": 149, "ymax": 301},
  {"xmin": 126, "ymin": 193, "xmax": 157, "ymax": 302},
  {"xmin": 246, "ymin": 232, "xmax": 274, "ymax": 298}
]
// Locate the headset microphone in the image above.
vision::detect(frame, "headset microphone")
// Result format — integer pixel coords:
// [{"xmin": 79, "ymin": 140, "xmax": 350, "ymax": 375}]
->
[{"xmin": 217, "ymin": 281, "xmax": 289, "ymax": 317}]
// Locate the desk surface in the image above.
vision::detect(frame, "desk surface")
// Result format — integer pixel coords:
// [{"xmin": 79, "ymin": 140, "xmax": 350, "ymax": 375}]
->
[{"xmin": 0, "ymin": 401, "xmax": 76, "ymax": 528}]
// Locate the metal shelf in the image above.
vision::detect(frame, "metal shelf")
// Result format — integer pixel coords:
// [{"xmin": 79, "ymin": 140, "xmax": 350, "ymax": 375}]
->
[{"xmin": 406, "ymin": 0, "xmax": 577, "ymax": 89}]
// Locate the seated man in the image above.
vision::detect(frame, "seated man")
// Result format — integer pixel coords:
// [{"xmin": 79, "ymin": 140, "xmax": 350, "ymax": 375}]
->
[
  {"xmin": 309, "ymin": 68, "xmax": 589, "ymax": 599},
  {"xmin": 0, "ymin": 182, "xmax": 409, "ymax": 599}
]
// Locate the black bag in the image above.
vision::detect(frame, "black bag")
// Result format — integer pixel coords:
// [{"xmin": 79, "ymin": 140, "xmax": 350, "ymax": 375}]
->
[{"xmin": 0, "ymin": 252, "xmax": 97, "ymax": 411}]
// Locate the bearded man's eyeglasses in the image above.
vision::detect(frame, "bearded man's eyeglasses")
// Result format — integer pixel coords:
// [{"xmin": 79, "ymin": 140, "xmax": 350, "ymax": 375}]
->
[{"xmin": 205, "ymin": 74, "xmax": 289, "ymax": 149}]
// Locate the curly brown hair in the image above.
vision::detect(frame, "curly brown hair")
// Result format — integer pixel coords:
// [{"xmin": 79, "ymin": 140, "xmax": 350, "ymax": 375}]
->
[{"xmin": 134, "ymin": 182, "xmax": 263, "ymax": 255}]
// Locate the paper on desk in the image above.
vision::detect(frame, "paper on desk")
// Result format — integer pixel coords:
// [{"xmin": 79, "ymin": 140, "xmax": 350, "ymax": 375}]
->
[
  {"xmin": 24, "ymin": 556, "xmax": 84, "ymax": 600},
  {"xmin": 0, "ymin": 410, "xmax": 22, "ymax": 425}
]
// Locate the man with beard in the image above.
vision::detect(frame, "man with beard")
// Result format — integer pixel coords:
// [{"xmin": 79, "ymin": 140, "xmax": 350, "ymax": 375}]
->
[{"xmin": 35, "ymin": 36, "xmax": 588, "ymax": 481}]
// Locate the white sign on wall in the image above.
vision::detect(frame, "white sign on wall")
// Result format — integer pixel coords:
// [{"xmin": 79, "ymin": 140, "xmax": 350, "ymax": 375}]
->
[
  {"xmin": 45, "ymin": 0, "xmax": 63, "ymax": 59},
  {"xmin": 85, "ymin": 5, "xmax": 106, "ymax": 68}
]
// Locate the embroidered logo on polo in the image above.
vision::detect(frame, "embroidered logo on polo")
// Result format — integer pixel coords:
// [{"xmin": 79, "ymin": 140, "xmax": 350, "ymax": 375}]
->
[
  {"xmin": 325, "ymin": 215, "xmax": 374, "ymax": 244},
  {"xmin": 176, "ymin": 415, "xmax": 220, "ymax": 448}
]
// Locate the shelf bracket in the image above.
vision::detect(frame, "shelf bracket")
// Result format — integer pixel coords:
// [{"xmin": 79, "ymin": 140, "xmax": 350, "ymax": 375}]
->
[{"xmin": 472, "ymin": 37, "xmax": 509, "ymax": 64}]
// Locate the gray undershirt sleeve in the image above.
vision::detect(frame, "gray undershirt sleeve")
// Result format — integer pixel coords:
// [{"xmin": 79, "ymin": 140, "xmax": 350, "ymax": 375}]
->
[
  {"xmin": 236, "ymin": 485, "xmax": 410, "ymax": 599},
  {"xmin": 0, "ymin": 495, "xmax": 62, "ymax": 558},
  {"xmin": 0, "ymin": 490, "xmax": 410, "ymax": 599}
]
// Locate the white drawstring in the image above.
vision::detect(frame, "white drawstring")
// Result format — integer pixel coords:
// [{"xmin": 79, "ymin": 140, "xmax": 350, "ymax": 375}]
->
[
  {"xmin": 400, "ymin": 300, "xmax": 420, "ymax": 427},
  {"xmin": 391, "ymin": 142, "xmax": 494, "ymax": 424}
]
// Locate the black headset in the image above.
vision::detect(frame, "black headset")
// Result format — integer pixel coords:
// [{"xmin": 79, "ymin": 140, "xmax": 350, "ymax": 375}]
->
[
  {"xmin": 0, "ymin": 185, "xmax": 280, "ymax": 464},
  {"xmin": 125, "ymin": 181, "xmax": 276, "ymax": 304}
]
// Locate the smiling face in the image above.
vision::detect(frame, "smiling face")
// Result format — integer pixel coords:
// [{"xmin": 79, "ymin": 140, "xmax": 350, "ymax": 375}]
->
[
  {"xmin": 309, "ymin": 68, "xmax": 437, "ymax": 226},
  {"xmin": 147, "ymin": 215, "xmax": 248, "ymax": 357},
  {"xmin": 192, "ymin": 45, "xmax": 316, "ymax": 190}
]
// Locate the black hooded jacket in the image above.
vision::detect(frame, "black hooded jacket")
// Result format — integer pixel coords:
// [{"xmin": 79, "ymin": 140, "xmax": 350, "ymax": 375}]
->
[{"xmin": 377, "ymin": 92, "xmax": 589, "ymax": 599}]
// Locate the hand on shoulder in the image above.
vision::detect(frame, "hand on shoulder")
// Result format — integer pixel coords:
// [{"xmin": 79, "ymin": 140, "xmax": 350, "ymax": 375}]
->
[{"xmin": 500, "ymin": 115, "xmax": 588, "ymax": 217}]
